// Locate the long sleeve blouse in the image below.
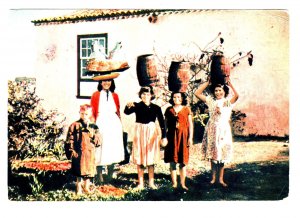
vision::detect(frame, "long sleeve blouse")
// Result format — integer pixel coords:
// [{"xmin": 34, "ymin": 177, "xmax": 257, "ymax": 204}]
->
[{"xmin": 124, "ymin": 101, "xmax": 167, "ymax": 138}]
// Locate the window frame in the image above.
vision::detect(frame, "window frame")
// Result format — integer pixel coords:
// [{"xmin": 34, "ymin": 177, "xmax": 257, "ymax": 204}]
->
[{"xmin": 76, "ymin": 33, "xmax": 108, "ymax": 99}]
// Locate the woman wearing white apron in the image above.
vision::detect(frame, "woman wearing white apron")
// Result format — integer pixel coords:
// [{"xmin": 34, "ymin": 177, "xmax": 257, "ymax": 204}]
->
[{"xmin": 91, "ymin": 75, "xmax": 124, "ymax": 184}]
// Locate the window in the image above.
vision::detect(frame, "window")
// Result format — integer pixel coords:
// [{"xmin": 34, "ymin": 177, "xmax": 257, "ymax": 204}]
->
[{"xmin": 77, "ymin": 33, "xmax": 108, "ymax": 99}]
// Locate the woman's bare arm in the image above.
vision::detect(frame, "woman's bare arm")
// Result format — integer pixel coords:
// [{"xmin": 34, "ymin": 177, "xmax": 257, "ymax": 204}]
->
[{"xmin": 195, "ymin": 80, "xmax": 210, "ymax": 103}]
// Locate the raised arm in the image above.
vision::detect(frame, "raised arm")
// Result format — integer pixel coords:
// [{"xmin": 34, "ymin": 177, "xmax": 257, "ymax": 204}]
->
[
  {"xmin": 227, "ymin": 80, "xmax": 239, "ymax": 104},
  {"xmin": 124, "ymin": 102, "xmax": 136, "ymax": 115},
  {"xmin": 194, "ymin": 80, "xmax": 210, "ymax": 103}
]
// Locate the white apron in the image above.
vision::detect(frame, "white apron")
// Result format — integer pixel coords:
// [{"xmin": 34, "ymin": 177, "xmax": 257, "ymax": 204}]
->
[{"xmin": 95, "ymin": 90, "xmax": 124, "ymax": 166}]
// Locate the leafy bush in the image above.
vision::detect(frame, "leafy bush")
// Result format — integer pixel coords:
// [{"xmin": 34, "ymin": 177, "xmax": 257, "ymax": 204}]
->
[{"xmin": 8, "ymin": 78, "xmax": 66, "ymax": 161}]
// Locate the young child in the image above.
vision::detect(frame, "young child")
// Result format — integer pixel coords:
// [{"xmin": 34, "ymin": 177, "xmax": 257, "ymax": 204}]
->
[{"xmin": 65, "ymin": 104, "xmax": 102, "ymax": 195}]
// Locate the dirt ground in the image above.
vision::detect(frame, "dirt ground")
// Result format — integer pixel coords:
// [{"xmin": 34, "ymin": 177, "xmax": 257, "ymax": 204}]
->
[
  {"xmin": 117, "ymin": 138, "xmax": 289, "ymax": 200},
  {"xmin": 171, "ymin": 139, "xmax": 289, "ymax": 177},
  {"xmin": 8, "ymin": 139, "xmax": 289, "ymax": 201}
]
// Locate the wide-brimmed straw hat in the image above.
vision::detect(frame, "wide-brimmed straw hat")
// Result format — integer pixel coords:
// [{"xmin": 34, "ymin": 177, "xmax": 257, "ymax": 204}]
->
[{"xmin": 92, "ymin": 72, "xmax": 120, "ymax": 81}]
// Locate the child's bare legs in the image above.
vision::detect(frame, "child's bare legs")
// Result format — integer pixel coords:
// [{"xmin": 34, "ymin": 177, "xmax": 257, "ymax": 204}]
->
[
  {"xmin": 210, "ymin": 161, "xmax": 217, "ymax": 184},
  {"xmin": 76, "ymin": 177, "xmax": 83, "ymax": 195},
  {"xmin": 179, "ymin": 163, "xmax": 188, "ymax": 190},
  {"xmin": 136, "ymin": 165, "xmax": 145, "ymax": 189},
  {"xmin": 218, "ymin": 162, "xmax": 227, "ymax": 187},
  {"xmin": 170, "ymin": 162, "xmax": 177, "ymax": 188},
  {"xmin": 148, "ymin": 165, "xmax": 157, "ymax": 189},
  {"xmin": 210, "ymin": 161, "xmax": 228, "ymax": 187},
  {"xmin": 83, "ymin": 178, "xmax": 92, "ymax": 194}
]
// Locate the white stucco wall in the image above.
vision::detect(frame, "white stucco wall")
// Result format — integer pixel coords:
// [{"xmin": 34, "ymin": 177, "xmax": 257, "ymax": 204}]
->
[{"xmin": 30, "ymin": 10, "xmax": 288, "ymax": 139}]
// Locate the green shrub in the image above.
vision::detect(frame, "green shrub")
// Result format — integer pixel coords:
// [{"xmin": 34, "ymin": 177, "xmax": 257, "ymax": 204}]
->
[{"xmin": 8, "ymin": 78, "xmax": 66, "ymax": 161}]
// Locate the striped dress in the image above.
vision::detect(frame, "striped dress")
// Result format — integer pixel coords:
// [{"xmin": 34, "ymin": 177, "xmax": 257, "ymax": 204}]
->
[{"xmin": 124, "ymin": 102, "xmax": 166, "ymax": 166}]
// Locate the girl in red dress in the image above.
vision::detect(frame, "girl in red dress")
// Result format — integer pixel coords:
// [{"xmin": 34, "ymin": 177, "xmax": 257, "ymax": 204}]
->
[{"xmin": 164, "ymin": 92, "xmax": 193, "ymax": 190}]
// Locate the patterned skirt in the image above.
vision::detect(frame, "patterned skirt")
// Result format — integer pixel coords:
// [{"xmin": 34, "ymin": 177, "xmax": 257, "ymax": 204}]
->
[
  {"xmin": 131, "ymin": 122, "xmax": 161, "ymax": 166},
  {"xmin": 201, "ymin": 120, "xmax": 233, "ymax": 163}
]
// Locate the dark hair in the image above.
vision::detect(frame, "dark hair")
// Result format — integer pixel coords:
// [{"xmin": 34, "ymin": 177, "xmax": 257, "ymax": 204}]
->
[
  {"xmin": 97, "ymin": 79, "xmax": 116, "ymax": 92},
  {"xmin": 138, "ymin": 85, "xmax": 155, "ymax": 100},
  {"xmin": 211, "ymin": 83, "xmax": 229, "ymax": 97},
  {"xmin": 210, "ymin": 54, "xmax": 227, "ymax": 86},
  {"xmin": 169, "ymin": 92, "xmax": 188, "ymax": 106}
]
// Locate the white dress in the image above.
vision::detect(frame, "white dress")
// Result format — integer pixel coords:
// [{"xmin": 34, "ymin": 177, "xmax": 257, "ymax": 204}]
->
[
  {"xmin": 95, "ymin": 90, "xmax": 124, "ymax": 166},
  {"xmin": 201, "ymin": 95, "xmax": 234, "ymax": 163}
]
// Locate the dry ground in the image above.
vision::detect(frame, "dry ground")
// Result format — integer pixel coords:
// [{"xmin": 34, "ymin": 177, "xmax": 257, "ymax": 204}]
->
[
  {"xmin": 120, "ymin": 139, "xmax": 289, "ymax": 177},
  {"xmin": 115, "ymin": 139, "xmax": 289, "ymax": 200},
  {"xmin": 8, "ymin": 139, "xmax": 289, "ymax": 201}
]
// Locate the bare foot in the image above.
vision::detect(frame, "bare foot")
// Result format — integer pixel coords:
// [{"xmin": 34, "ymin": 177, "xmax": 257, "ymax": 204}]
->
[
  {"xmin": 210, "ymin": 180, "xmax": 216, "ymax": 185},
  {"xmin": 76, "ymin": 184, "xmax": 83, "ymax": 195},
  {"xmin": 83, "ymin": 186, "xmax": 92, "ymax": 194},
  {"xmin": 172, "ymin": 183, "xmax": 178, "ymax": 189},
  {"xmin": 76, "ymin": 188, "xmax": 83, "ymax": 195},
  {"xmin": 149, "ymin": 184, "xmax": 157, "ymax": 190},
  {"xmin": 181, "ymin": 185, "xmax": 189, "ymax": 191},
  {"xmin": 219, "ymin": 181, "xmax": 228, "ymax": 187},
  {"xmin": 135, "ymin": 184, "xmax": 144, "ymax": 190},
  {"xmin": 81, "ymin": 183, "xmax": 90, "ymax": 194}
]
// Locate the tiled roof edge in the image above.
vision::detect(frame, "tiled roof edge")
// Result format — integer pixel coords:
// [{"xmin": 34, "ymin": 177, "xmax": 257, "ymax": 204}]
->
[{"xmin": 31, "ymin": 9, "xmax": 203, "ymax": 26}]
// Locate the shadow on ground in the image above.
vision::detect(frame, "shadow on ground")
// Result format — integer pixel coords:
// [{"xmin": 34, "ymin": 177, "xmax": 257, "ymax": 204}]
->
[
  {"xmin": 111, "ymin": 160, "xmax": 289, "ymax": 201},
  {"xmin": 8, "ymin": 160, "xmax": 289, "ymax": 201},
  {"xmin": 77, "ymin": 160, "xmax": 288, "ymax": 201}
]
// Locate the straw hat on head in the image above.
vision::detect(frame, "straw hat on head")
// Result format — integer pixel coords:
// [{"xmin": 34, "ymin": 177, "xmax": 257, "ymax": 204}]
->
[{"xmin": 92, "ymin": 72, "xmax": 120, "ymax": 81}]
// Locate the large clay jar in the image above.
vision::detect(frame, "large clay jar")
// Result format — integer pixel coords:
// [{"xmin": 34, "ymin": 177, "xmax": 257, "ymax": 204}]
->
[
  {"xmin": 210, "ymin": 55, "xmax": 231, "ymax": 86},
  {"xmin": 136, "ymin": 54, "xmax": 158, "ymax": 86},
  {"xmin": 168, "ymin": 61, "xmax": 192, "ymax": 93}
]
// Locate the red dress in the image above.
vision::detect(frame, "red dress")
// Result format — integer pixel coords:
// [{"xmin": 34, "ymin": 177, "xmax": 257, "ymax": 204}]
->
[{"xmin": 164, "ymin": 106, "xmax": 192, "ymax": 165}]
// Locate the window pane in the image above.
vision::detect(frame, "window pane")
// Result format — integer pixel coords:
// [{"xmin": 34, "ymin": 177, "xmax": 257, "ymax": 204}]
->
[
  {"xmin": 82, "ymin": 49, "xmax": 86, "ymax": 57},
  {"xmin": 99, "ymin": 39, "xmax": 105, "ymax": 47},
  {"xmin": 82, "ymin": 40, "xmax": 86, "ymax": 48},
  {"xmin": 82, "ymin": 68, "xmax": 88, "ymax": 77},
  {"xmin": 88, "ymin": 40, "xmax": 92, "ymax": 48},
  {"xmin": 82, "ymin": 59, "xmax": 87, "ymax": 69}
]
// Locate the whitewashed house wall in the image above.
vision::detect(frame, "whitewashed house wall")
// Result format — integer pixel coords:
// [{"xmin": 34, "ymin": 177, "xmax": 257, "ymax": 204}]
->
[{"xmin": 31, "ymin": 10, "xmax": 289, "ymax": 140}]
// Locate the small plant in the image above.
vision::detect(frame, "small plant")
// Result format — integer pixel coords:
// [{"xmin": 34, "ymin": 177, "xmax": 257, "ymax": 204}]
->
[
  {"xmin": 231, "ymin": 110, "xmax": 247, "ymax": 136},
  {"xmin": 29, "ymin": 174, "xmax": 44, "ymax": 196}
]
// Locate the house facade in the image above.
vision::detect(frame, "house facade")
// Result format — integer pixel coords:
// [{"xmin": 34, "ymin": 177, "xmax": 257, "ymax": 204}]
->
[{"xmin": 30, "ymin": 9, "xmax": 289, "ymax": 140}]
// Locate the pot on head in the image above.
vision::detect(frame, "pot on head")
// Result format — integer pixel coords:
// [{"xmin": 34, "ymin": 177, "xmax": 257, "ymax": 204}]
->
[
  {"xmin": 168, "ymin": 61, "xmax": 192, "ymax": 93},
  {"xmin": 136, "ymin": 54, "xmax": 158, "ymax": 86},
  {"xmin": 210, "ymin": 55, "xmax": 231, "ymax": 86}
]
